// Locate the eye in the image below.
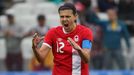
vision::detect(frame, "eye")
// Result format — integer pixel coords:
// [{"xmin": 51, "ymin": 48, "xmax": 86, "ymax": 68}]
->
[
  {"xmin": 60, "ymin": 16, "xmax": 64, "ymax": 18},
  {"xmin": 66, "ymin": 16, "xmax": 71, "ymax": 18}
]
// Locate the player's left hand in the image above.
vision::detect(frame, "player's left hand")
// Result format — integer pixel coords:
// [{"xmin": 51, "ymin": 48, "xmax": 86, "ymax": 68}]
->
[
  {"xmin": 68, "ymin": 37, "xmax": 82, "ymax": 51},
  {"xmin": 32, "ymin": 33, "xmax": 42, "ymax": 49}
]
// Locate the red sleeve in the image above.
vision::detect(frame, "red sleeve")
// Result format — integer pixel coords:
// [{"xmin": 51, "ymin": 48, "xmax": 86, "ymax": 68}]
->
[
  {"xmin": 43, "ymin": 28, "xmax": 55, "ymax": 48},
  {"xmin": 83, "ymin": 28, "xmax": 93, "ymax": 42}
]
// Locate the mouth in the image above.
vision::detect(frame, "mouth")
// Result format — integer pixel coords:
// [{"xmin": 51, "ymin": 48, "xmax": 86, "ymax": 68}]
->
[
  {"xmin": 64, "ymin": 24, "xmax": 69, "ymax": 27},
  {"xmin": 62, "ymin": 21, "xmax": 69, "ymax": 27}
]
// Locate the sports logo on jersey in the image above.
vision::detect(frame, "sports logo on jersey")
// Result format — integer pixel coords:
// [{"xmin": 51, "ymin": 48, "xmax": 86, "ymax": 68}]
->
[
  {"xmin": 57, "ymin": 38, "xmax": 62, "ymax": 41},
  {"xmin": 74, "ymin": 35, "xmax": 79, "ymax": 42}
]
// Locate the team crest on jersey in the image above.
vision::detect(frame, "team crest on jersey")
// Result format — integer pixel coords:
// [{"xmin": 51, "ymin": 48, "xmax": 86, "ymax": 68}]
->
[
  {"xmin": 57, "ymin": 38, "xmax": 62, "ymax": 41},
  {"xmin": 74, "ymin": 35, "xmax": 79, "ymax": 42}
]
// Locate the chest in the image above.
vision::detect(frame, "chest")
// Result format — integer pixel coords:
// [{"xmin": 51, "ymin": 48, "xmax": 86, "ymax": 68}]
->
[
  {"xmin": 104, "ymin": 23, "xmax": 122, "ymax": 33},
  {"xmin": 35, "ymin": 26, "xmax": 49, "ymax": 35},
  {"xmin": 52, "ymin": 33, "xmax": 83, "ymax": 54}
]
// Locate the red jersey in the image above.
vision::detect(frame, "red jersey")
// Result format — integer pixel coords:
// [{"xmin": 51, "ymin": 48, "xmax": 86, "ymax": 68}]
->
[{"xmin": 43, "ymin": 25, "xmax": 93, "ymax": 75}]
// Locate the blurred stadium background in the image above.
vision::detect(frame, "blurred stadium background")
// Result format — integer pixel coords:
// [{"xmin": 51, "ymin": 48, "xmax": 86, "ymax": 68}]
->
[{"xmin": 0, "ymin": 0, "xmax": 134, "ymax": 75}]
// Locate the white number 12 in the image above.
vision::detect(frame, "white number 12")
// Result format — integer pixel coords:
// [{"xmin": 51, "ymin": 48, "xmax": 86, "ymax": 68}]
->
[{"xmin": 57, "ymin": 42, "xmax": 64, "ymax": 53}]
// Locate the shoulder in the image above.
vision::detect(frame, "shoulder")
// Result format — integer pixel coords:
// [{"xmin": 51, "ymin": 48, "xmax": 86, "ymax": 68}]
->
[
  {"xmin": 118, "ymin": 20, "xmax": 126, "ymax": 25},
  {"xmin": 55, "ymin": 25, "xmax": 62, "ymax": 30},
  {"xmin": 77, "ymin": 25, "xmax": 93, "ymax": 34},
  {"xmin": 77, "ymin": 25, "xmax": 93, "ymax": 41},
  {"xmin": 45, "ymin": 25, "xmax": 50, "ymax": 29},
  {"xmin": 117, "ymin": 20, "xmax": 128, "ymax": 29}
]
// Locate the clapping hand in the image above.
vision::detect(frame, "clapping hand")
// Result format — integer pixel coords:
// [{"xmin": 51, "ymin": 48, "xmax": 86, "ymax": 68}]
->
[
  {"xmin": 32, "ymin": 33, "xmax": 42, "ymax": 49},
  {"xmin": 67, "ymin": 37, "xmax": 81, "ymax": 51}
]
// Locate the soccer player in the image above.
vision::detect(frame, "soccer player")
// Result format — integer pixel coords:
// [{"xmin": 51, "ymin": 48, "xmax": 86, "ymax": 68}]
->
[{"xmin": 32, "ymin": 3, "xmax": 93, "ymax": 75}]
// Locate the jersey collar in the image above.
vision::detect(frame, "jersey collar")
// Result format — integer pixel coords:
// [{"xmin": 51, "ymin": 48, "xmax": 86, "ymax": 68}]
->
[{"xmin": 62, "ymin": 27, "xmax": 68, "ymax": 34}]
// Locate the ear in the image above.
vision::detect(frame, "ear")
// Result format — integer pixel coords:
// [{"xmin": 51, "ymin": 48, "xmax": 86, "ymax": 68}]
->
[
  {"xmin": 75, "ymin": 13, "xmax": 78, "ymax": 19},
  {"xmin": 73, "ymin": 14, "xmax": 78, "ymax": 23},
  {"xmin": 74, "ymin": 13, "xmax": 78, "ymax": 21}
]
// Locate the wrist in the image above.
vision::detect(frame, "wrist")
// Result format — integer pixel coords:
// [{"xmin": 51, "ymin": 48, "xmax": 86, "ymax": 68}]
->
[
  {"xmin": 77, "ymin": 46, "xmax": 82, "ymax": 51},
  {"xmin": 32, "ymin": 44, "xmax": 37, "ymax": 49}
]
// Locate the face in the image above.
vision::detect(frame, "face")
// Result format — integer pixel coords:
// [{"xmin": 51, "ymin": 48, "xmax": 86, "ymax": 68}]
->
[
  {"xmin": 107, "ymin": 9, "xmax": 117, "ymax": 21},
  {"xmin": 59, "ymin": 9, "xmax": 77, "ymax": 32},
  {"xmin": 8, "ymin": 17, "xmax": 14, "ymax": 24},
  {"xmin": 38, "ymin": 19, "xmax": 45, "ymax": 27}
]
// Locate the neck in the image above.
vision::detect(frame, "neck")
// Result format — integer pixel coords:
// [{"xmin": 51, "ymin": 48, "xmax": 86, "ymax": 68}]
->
[
  {"xmin": 111, "ymin": 18, "xmax": 118, "ymax": 22},
  {"xmin": 70, "ymin": 23, "xmax": 76, "ymax": 32}
]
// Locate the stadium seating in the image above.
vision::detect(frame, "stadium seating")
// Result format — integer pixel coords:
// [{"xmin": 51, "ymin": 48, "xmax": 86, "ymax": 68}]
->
[
  {"xmin": 6, "ymin": 2, "xmax": 58, "ymax": 16},
  {"xmin": 46, "ymin": 14, "xmax": 60, "ymax": 27},
  {"xmin": 6, "ymin": 3, "xmax": 34, "ymax": 16},
  {"xmin": 34, "ymin": 2, "xmax": 58, "ymax": 15},
  {"xmin": 26, "ymin": 0, "xmax": 47, "ymax": 3},
  {"xmin": 0, "ymin": 39, "xmax": 6, "ymax": 59}
]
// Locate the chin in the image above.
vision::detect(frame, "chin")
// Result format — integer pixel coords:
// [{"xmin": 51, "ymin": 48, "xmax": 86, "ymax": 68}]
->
[{"xmin": 64, "ymin": 27, "xmax": 70, "ymax": 32}]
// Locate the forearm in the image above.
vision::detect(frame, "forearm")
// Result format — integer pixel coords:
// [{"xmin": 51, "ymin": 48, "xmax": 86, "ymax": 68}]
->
[
  {"xmin": 67, "ymin": 37, "xmax": 91, "ymax": 63},
  {"xmin": 22, "ymin": 31, "xmax": 33, "ymax": 38},
  {"xmin": 32, "ymin": 47, "xmax": 44, "ymax": 65},
  {"xmin": 77, "ymin": 48, "xmax": 90, "ymax": 63},
  {"xmin": 32, "ymin": 42, "xmax": 50, "ymax": 65}
]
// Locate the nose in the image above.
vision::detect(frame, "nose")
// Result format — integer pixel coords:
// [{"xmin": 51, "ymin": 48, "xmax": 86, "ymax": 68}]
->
[
  {"xmin": 62, "ymin": 17, "xmax": 67, "ymax": 21},
  {"xmin": 63, "ymin": 17, "xmax": 67, "ymax": 21}
]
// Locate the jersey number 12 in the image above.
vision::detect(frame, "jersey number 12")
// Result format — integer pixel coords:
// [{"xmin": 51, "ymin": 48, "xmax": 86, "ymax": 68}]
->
[{"xmin": 57, "ymin": 42, "xmax": 64, "ymax": 53}]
